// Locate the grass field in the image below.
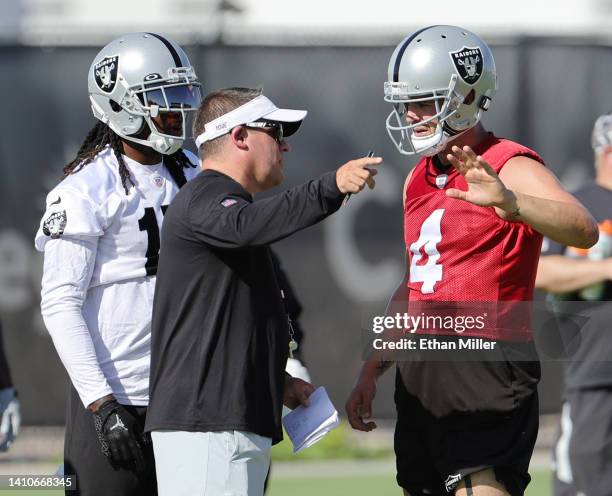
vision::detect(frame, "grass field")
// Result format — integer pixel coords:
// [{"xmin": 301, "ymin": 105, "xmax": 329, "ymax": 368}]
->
[
  {"xmin": 271, "ymin": 422, "xmax": 393, "ymax": 461},
  {"xmin": 0, "ymin": 471, "xmax": 552, "ymax": 495},
  {"xmin": 268, "ymin": 471, "xmax": 552, "ymax": 496},
  {"xmin": 0, "ymin": 423, "xmax": 553, "ymax": 495}
]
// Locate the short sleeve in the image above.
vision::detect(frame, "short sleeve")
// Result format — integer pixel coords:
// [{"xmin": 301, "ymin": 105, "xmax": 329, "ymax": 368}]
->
[{"xmin": 35, "ymin": 186, "xmax": 120, "ymax": 252}]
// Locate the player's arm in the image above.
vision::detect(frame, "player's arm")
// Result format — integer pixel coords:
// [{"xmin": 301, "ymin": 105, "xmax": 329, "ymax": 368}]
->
[
  {"xmin": 536, "ymin": 255, "xmax": 612, "ymax": 293},
  {"xmin": 41, "ymin": 237, "xmax": 148, "ymax": 471},
  {"xmin": 345, "ymin": 247, "xmax": 410, "ymax": 432},
  {"xmin": 346, "ymin": 170, "xmax": 413, "ymax": 432},
  {"xmin": 446, "ymin": 147, "xmax": 598, "ymax": 248},
  {"xmin": 368, "ymin": 167, "xmax": 414, "ymax": 375},
  {"xmin": 40, "ymin": 237, "xmax": 115, "ymax": 408},
  {"xmin": 497, "ymin": 157, "xmax": 598, "ymax": 247}
]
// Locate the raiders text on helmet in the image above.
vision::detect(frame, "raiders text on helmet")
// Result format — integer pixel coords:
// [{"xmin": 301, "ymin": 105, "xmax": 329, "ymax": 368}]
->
[
  {"xmin": 88, "ymin": 32, "xmax": 202, "ymax": 155},
  {"xmin": 384, "ymin": 25, "xmax": 497, "ymax": 156}
]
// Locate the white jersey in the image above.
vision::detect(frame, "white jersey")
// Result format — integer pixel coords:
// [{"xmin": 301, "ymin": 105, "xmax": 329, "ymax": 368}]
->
[{"xmin": 35, "ymin": 147, "xmax": 199, "ymax": 407}]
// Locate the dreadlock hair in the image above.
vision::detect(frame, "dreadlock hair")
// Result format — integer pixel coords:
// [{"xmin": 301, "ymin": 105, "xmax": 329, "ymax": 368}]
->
[{"xmin": 63, "ymin": 120, "xmax": 191, "ymax": 194}]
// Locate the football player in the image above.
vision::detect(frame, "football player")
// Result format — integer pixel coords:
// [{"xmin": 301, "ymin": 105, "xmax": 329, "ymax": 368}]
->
[
  {"xmin": 346, "ymin": 25, "xmax": 598, "ymax": 496},
  {"xmin": 35, "ymin": 33, "xmax": 202, "ymax": 495}
]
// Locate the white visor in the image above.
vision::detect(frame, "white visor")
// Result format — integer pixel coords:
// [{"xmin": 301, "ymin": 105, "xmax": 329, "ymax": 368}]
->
[{"xmin": 195, "ymin": 95, "xmax": 307, "ymax": 147}]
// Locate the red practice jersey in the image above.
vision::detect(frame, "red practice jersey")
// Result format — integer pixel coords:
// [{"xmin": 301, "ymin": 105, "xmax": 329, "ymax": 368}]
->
[{"xmin": 403, "ymin": 133, "xmax": 544, "ymax": 341}]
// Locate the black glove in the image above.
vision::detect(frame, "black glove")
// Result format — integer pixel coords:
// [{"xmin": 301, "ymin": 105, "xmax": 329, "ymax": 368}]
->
[{"xmin": 92, "ymin": 399, "xmax": 147, "ymax": 472}]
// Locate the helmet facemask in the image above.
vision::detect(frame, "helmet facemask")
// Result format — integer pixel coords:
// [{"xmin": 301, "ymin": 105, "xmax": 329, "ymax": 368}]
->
[
  {"xmin": 384, "ymin": 75, "xmax": 465, "ymax": 157},
  {"xmin": 102, "ymin": 67, "xmax": 202, "ymax": 155}
]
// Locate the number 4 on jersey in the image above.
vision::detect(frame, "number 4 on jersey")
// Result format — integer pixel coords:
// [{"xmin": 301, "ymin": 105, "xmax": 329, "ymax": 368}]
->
[{"xmin": 409, "ymin": 209, "xmax": 444, "ymax": 294}]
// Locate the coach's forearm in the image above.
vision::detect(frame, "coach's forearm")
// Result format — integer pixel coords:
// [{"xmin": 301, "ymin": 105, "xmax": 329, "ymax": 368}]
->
[{"xmin": 498, "ymin": 191, "xmax": 598, "ymax": 248}]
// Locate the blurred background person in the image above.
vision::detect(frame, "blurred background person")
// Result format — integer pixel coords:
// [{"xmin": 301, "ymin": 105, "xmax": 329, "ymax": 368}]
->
[
  {"xmin": 0, "ymin": 319, "xmax": 20, "ymax": 452},
  {"xmin": 536, "ymin": 112, "xmax": 612, "ymax": 496}
]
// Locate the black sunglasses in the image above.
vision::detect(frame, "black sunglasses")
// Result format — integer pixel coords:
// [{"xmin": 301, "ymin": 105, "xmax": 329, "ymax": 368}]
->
[{"xmin": 244, "ymin": 121, "xmax": 284, "ymax": 143}]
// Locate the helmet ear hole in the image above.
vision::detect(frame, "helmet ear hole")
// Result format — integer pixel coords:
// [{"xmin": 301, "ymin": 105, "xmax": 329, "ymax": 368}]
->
[
  {"xmin": 128, "ymin": 118, "xmax": 148, "ymax": 138},
  {"xmin": 110, "ymin": 100, "xmax": 122, "ymax": 113},
  {"xmin": 463, "ymin": 89, "xmax": 476, "ymax": 106}
]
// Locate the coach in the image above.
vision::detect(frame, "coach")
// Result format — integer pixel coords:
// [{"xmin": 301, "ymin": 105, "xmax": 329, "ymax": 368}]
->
[{"xmin": 145, "ymin": 87, "xmax": 381, "ymax": 496}]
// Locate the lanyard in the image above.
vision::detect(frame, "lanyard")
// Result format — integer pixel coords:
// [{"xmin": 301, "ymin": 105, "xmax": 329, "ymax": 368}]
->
[{"xmin": 281, "ymin": 289, "xmax": 299, "ymax": 358}]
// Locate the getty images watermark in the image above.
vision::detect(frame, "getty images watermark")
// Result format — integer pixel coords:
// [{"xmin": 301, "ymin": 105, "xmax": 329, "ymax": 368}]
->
[
  {"xmin": 371, "ymin": 311, "xmax": 495, "ymax": 351},
  {"xmin": 360, "ymin": 300, "xmax": 612, "ymax": 362}
]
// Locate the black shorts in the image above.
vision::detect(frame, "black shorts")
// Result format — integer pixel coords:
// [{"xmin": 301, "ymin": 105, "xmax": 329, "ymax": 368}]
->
[
  {"xmin": 394, "ymin": 354, "xmax": 540, "ymax": 496},
  {"xmin": 64, "ymin": 385, "xmax": 157, "ymax": 496},
  {"xmin": 553, "ymin": 388, "xmax": 612, "ymax": 496}
]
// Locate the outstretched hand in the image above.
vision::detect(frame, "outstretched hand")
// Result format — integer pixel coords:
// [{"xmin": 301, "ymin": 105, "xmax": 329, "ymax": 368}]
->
[
  {"xmin": 445, "ymin": 145, "xmax": 514, "ymax": 209},
  {"xmin": 336, "ymin": 155, "xmax": 383, "ymax": 195}
]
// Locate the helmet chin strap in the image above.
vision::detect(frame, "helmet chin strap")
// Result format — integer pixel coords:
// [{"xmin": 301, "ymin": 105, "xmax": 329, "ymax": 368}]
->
[
  {"xmin": 412, "ymin": 124, "xmax": 467, "ymax": 158},
  {"xmin": 109, "ymin": 120, "xmax": 184, "ymax": 156},
  {"xmin": 411, "ymin": 128, "xmax": 447, "ymax": 157},
  {"xmin": 148, "ymin": 132, "xmax": 182, "ymax": 155}
]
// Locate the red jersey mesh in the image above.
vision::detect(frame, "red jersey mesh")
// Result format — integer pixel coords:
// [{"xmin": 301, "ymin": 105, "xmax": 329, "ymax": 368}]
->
[{"xmin": 403, "ymin": 134, "xmax": 544, "ymax": 341}]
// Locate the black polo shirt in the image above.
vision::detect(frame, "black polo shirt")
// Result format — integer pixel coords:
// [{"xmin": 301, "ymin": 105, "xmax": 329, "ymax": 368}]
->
[{"xmin": 145, "ymin": 169, "xmax": 344, "ymax": 443}]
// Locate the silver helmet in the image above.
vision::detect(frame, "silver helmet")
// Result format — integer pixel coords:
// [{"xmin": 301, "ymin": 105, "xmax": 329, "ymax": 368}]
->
[
  {"xmin": 88, "ymin": 32, "xmax": 202, "ymax": 155},
  {"xmin": 384, "ymin": 25, "xmax": 497, "ymax": 156}
]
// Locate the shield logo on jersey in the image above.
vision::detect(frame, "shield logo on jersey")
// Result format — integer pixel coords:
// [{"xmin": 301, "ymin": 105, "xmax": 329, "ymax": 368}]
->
[
  {"xmin": 150, "ymin": 173, "xmax": 165, "ymax": 188},
  {"xmin": 449, "ymin": 46, "xmax": 483, "ymax": 85},
  {"xmin": 435, "ymin": 174, "xmax": 448, "ymax": 189},
  {"xmin": 42, "ymin": 210, "xmax": 67, "ymax": 239},
  {"xmin": 94, "ymin": 55, "xmax": 119, "ymax": 93}
]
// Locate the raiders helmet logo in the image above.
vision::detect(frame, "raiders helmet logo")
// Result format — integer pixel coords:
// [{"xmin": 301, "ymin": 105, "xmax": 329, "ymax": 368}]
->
[
  {"xmin": 42, "ymin": 210, "xmax": 67, "ymax": 239},
  {"xmin": 449, "ymin": 47, "xmax": 483, "ymax": 85},
  {"xmin": 94, "ymin": 55, "xmax": 119, "ymax": 93}
]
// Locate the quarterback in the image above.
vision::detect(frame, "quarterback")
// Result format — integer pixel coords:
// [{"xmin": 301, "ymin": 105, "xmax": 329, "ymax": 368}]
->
[
  {"xmin": 346, "ymin": 25, "xmax": 597, "ymax": 496},
  {"xmin": 35, "ymin": 33, "xmax": 201, "ymax": 495}
]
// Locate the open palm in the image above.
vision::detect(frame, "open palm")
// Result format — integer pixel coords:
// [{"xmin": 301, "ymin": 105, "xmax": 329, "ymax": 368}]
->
[{"xmin": 445, "ymin": 145, "xmax": 508, "ymax": 207}]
